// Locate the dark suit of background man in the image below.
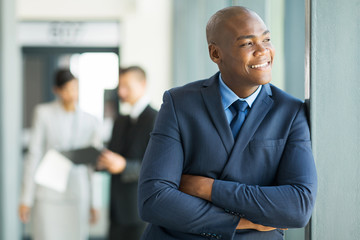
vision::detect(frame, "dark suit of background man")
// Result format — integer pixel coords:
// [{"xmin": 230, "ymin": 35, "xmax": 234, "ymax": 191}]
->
[
  {"xmin": 98, "ymin": 66, "xmax": 157, "ymax": 240},
  {"xmin": 138, "ymin": 6, "xmax": 317, "ymax": 240}
]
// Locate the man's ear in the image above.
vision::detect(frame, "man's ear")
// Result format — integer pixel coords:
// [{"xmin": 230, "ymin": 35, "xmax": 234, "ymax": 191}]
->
[{"xmin": 208, "ymin": 44, "xmax": 221, "ymax": 64}]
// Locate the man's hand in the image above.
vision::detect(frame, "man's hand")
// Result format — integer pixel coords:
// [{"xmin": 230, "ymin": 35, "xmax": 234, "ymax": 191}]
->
[
  {"xmin": 19, "ymin": 204, "xmax": 31, "ymax": 223},
  {"xmin": 237, "ymin": 218, "xmax": 288, "ymax": 231},
  {"xmin": 90, "ymin": 208, "xmax": 99, "ymax": 225},
  {"xmin": 179, "ymin": 174, "xmax": 214, "ymax": 201},
  {"xmin": 97, "ymin": 149, "xmax": 126, "ymax": 174},
  {"xmin": 237, "ymin": 218, "xmax": 276, "ymax": 231}
]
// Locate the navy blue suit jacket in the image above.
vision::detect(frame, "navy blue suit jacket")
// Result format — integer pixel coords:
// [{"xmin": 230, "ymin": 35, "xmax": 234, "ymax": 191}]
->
[{"xmin": 138, "ymin": 72, "xmax": 317, "ymax": 240}]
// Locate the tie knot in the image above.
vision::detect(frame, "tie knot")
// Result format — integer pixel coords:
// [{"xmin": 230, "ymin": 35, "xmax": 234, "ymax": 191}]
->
[{"xmin": 232, "ymin": 100, "xmax": 248, "ymax": 112}]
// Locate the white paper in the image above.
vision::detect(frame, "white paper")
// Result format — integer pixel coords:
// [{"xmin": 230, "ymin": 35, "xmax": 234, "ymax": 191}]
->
[{"xmin": 34, "ymin": 149, "xmax": 74, "ymax": 192}]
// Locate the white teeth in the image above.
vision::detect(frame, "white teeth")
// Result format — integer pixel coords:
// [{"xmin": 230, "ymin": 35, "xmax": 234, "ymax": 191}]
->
[{"xmin": 250, "ymin": 62, "xmax": 269, "ymax": 69}]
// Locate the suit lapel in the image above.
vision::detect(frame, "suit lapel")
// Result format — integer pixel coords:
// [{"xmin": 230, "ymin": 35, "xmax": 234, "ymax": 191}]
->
[
  {"xmin": 220, "ymin": 84, "xmax": 274, "ymax": 179},
  {"xmin": 200, "ymin": 73, "xmax": 234, "ymax": 154}
]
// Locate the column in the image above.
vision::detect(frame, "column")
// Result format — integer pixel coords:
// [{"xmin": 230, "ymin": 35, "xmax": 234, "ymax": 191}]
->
[
  {"xmin": 310, "ymin": 0, "xmax": 360, "ymax": 239},
  {"xmin": 0, "ymin": 0, "xmax": 22, "ymax": 238}
]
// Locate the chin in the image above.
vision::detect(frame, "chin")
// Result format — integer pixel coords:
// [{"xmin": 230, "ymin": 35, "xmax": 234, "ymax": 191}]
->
[
  {"xmin": 253, "ymin": 77, "xmax": 271, "ymax": 86},
  {"xmin": 262, "ymin": 79, "xmax": 272, "ymax": 85}
]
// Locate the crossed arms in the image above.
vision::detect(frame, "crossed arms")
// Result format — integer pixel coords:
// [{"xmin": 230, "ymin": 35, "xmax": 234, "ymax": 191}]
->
[
  {"xmin": 138, "ymin": 91, "xmax": 317, "ymax": 239},
  {"xmin": 179, "ymin": 175, "xmax": 284, "ymax": 231}
]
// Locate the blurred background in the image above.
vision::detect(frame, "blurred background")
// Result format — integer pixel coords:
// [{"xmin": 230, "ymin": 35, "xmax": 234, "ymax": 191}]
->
[{"xmin": 2, "ymin": 0, "xmax": 360, "ymax": 240}]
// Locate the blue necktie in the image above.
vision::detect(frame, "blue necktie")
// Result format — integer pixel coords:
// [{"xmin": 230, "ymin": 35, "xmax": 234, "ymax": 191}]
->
[{"xmin": 230, "ymin": 100, "xmax": 248, "ymax": 139}]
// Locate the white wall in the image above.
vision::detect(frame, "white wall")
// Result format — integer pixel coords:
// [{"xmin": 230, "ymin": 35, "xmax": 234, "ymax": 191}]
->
[
  {"xmin": 120, "ymin": 0, "xmax": 172, "ymax": 109},
  {"xmin": 17, "ymin": 0, "xmax": 135, "ymax": 20}
]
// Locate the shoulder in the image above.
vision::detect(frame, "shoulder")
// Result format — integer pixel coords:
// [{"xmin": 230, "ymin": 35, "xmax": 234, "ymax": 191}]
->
[
  {"xmin": 167, "ymin": 72, "xmax": 219, "ymax": 99},
  {"xmin": 160, "ymin": 80, "xmax": 207, "ymax": 114},
  {"xmin": 78, "ymin": 109, "xmax": 97, "ymax": 120},
  {"xmin": 164, "ymin": 78, "xmax": 212, "ymax": 108},
  {"xmin": 78, "ymin": 110, "xmax": 100, "ymax": 126},
  {"xmin": 144, "ymin": 105, "xmax": 158, "ymax": 116},
  {"xmin": 138, "ymin": 105, "xmax": 158, "ymax": 124},
  {"xmin": 35, "ymin": 101, "xmax": 56, "ymax": 111},
  {"xmin": 269, "ymin": 84, "xmax": 304, "ymax": 106},
  {"xmin": 159, "ymin": 73, "xmax": 219, "ymax": 112},
  {"xmin": 113, "ymin": 114, "xmax": 128, "ymax": 127},
  {"xmin": 33, "ymin": 101, "xmax": 58, "ymax": 117},
  {"xmin": 267, "ymin": 84, "xmax": 307, "ymax": 120},
  {"xmin": 168, "ymin": 79, "xmax": 207, "ymax": 98}
]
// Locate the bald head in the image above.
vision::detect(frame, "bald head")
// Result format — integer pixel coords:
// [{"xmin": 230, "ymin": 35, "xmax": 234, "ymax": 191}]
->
[
  {"xmin": 206, "ymin": 6, "xmax": 262, "ymax": 45},
  {"xmin": 205, "ymin": 6, "xmax": 274, "ymax": 98}
]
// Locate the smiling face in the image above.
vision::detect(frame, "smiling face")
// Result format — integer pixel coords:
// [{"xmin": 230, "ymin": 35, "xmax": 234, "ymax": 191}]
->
[{"xmin": 208, "ymin": 8, "xmax": 275, "ymax": 97}]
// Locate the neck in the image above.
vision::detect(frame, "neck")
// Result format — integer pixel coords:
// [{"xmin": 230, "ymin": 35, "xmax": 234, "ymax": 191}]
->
[
  {"xmin": 61, "ymin": 102, "xmax": 76, "ymax": 112},
  {"xmin": 233, "ymin": 85, "xmax": 259, "ymax": 98},
  {"xmin": 222, "ymin": 79, "xmax": 259, "ymax": 98},
  {"xmin": 129, "ymin": 95, "xmax": 144, "ymax": 106}
]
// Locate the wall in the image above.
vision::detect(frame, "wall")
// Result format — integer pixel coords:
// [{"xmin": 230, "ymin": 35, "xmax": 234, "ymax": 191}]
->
[
  {"xmin": 284, "ymin": 0, "xmax": 305, "ymax": 100},
  {"xmin": 0, "ymin": 0, "xmax": 22, "ymax": 238},
  {"xmin": 172, "ymin": 0, "xmax": 229, "ymax": 87},
  {"xmin": 310, "ymin": 0, "xmax": 360, "ymax": 239},
  {"xmin": 17, "ymin": 0, "xmax": 135, "ymax": 20},
  {"xmin": 120, "ymin": 0, "xmax": 173, "ymax": 109}
]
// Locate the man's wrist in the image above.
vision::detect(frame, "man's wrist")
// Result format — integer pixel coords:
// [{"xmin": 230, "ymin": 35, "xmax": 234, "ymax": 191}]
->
[{"xmin": 198, "ymin": 177, "xmax": 214, "ymax": 201}]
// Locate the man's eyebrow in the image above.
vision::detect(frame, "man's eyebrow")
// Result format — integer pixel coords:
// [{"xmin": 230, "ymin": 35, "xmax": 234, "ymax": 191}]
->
[{"xmin": 236, "ymin": 30, "xmax": 270, "ymax": 41}]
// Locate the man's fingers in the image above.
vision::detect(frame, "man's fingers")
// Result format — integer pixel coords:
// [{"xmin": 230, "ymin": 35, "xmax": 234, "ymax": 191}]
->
[
  {"xmin": 19, "ymin": 205, "xmax": 30, "ymax": 223},
  {"xmin": 257, "ymin": 226, "xmax": 276, "ymax": 231},
  {"xmin": 90, "ymin": 208, "xmax": 98, "ymax": 224},
  {"xmin": 19, "ymin": 212, "xmax": 25, "ymax": 223},
  {"xmin": 99, "ymin": 152, "xmax": 114, "ymax": 164},
  {"xmin": 96, "ymin": 160, "xmax": 106, "ymax": 170}
]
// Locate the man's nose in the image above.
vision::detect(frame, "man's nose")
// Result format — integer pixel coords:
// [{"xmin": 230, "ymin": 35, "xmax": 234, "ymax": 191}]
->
[{"xmin": 253, "ymin": 44, "xmax": 268, "ymax": 57}]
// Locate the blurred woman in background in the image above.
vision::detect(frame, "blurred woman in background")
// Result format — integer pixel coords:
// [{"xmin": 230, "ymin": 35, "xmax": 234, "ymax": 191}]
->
[{"xmin": 19, "ymin": 69, "xmax": 102, "ymax": 240}]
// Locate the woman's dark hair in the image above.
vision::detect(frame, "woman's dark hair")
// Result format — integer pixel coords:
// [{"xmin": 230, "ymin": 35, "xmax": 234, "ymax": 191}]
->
[{"xmin": 54, "ymin": 69, "xmax": 76, "ymax": 88}]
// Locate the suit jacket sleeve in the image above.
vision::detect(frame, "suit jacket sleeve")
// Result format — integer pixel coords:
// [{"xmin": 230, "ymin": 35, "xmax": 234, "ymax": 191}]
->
[
  {"xmin": 211, "ymin": 103, "xmax": 317, "ymax": 228},
  {"xmin": 138, "ymin": 91, "xmax": 240, "ymax": 239},
  {"xmin": 120, "ymin": 158, "xmax": 142, "ymax": 182}
]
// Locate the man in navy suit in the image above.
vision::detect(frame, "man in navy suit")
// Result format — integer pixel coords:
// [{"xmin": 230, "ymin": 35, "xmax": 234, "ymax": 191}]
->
[{"xmin": 138, "ymin": 6, "xmax": 317, "ymax": 240}]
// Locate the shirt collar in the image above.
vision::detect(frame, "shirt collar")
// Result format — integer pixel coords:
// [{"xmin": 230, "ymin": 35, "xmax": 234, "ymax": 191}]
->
[
  {"xmin": 55, "ymin": 99, "xmax": 79, "ymax": 114},
  {"xmin": 119, "ymin": 95, "xmax": 150, "ymax": 120},
  {"xmin": 218, "ymin": 73, "xmax": 262, "ymax": 110}
]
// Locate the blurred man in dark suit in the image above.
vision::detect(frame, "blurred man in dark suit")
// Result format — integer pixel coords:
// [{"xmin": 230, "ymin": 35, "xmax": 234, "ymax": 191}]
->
[{"xmin": 98, "ymin": 66, "xmax": 157, "ymax": 240}]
